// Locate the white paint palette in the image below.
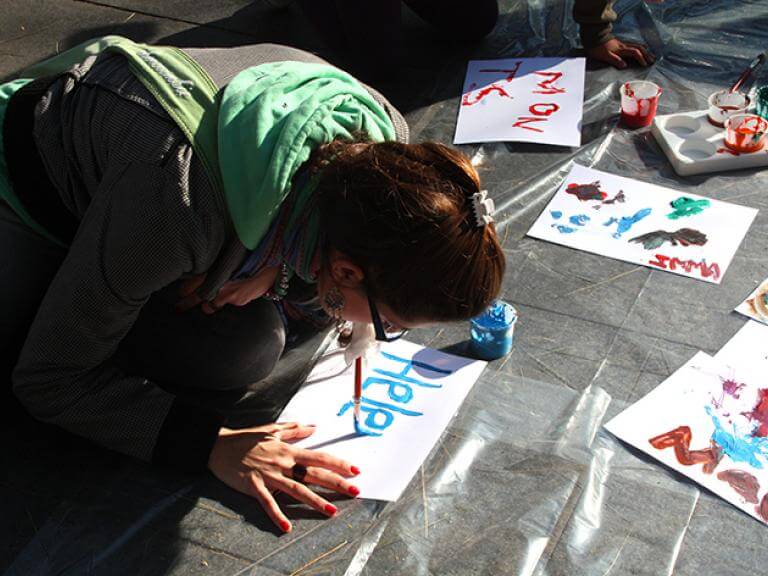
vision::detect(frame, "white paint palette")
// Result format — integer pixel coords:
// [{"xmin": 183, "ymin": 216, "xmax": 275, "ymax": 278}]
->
[{"xmin": 652, "ymin": 110, "xmax": 768, "ymax": 176}]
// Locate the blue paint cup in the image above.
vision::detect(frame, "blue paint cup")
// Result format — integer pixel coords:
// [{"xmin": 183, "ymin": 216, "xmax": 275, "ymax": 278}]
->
[{"xmin": 469, "ymin": 300, "xmax": 518, "ymax": 360}]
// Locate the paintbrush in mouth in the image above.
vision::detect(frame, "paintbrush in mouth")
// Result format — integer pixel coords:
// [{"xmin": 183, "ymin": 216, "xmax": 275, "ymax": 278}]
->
[{"xmin": 730, "ymin": 50, "xmax": 768, "ymax": 93}]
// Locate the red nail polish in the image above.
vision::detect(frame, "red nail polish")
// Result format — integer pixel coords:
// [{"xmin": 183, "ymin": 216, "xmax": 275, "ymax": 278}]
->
[
  {"xmin": 350, "ymin": 466, "xmax": 361, "ymax": 475},
  {"xmin": 324, "ymin": 504, "xmax": 337, "ymax": 515},
  {"xmin": 280, "ymin": 519, "xmax": 291, "ymax": 532},
  {"xmin": 348, "ymin": 485, "xmax": 360, "ymax": 497}
]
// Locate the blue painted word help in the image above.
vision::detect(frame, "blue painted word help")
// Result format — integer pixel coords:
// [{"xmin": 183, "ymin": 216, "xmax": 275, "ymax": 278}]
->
[{"xmin": 337, "ymin": 351, "xmax": 453, "ymax": 436}]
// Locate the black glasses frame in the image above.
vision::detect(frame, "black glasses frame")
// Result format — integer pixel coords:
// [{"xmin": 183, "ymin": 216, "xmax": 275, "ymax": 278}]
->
[{"xmin": 367, "ymin": 294, "xmax": 407, "ymax": 342}]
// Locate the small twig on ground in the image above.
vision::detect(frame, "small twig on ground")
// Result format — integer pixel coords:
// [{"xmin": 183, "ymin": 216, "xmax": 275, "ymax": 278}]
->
[{"xmin": 289, "ymin": 540, "xmax": 348, "ymax": 576}]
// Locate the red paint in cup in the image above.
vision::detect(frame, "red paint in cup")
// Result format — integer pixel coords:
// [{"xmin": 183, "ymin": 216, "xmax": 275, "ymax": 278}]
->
[
  {"xmin": 620, "ymin": 81, "xmax": 662, "ymax": 128},
  {"xmin": 725, "ymin": 114, "xmax": 768, "ymax": 153},
  {"xmin": 707, "ymin": 90, "xmax": 750, "ymax": 127}
]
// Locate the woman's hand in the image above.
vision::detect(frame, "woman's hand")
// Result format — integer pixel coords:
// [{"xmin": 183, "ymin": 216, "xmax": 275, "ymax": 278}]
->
[
  {"xmin": 588, "ymin": 38, "xmax": 655, "ymax": 69},
  {"xmin": 208, "ymin": 422, "xmax": 361, "ymax": 533},
  {"xmin": 175, "ymin": 266, "xmax": 280, "ymax": 314}
]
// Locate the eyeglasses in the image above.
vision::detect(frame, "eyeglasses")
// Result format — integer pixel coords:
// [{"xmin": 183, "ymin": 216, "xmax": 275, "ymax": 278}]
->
[{"xmin": 367, "ymin": 294, "xmax": 408, "ymax": 342}]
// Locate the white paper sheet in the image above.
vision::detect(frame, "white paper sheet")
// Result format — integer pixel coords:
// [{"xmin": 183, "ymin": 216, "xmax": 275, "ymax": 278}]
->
[
  {"xmin": 527, "ymin": 164, "xmax": 758, "ymax": 284},
  {"xmin": 278, "ymin": 339, "xmax": 486, "ymax": 501},
  {"xmin": 454, "ymin": 57, "xmax": 585, "ymax": 147},
  {"xmin": 716, "ymin": 319, "xmax": 768, "ymax": 373},
  {"xmin": 605, "ymin": 351, "xmax": 768, "ymax": 525},
  {"xmin": 735, "ymin": 279, "xmax": 768, "ymax": 324}
]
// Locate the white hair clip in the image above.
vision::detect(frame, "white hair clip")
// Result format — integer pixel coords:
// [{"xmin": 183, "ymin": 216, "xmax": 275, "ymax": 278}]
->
[{"xmin": 471, "ymin": 190, "xmax": 495, "ymax": 228}]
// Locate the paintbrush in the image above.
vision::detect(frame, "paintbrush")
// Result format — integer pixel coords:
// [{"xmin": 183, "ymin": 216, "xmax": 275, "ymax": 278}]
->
[
  {"xmin": 354, "ymin": 356, "xmax": 362, "ymax": 428},
  {"xmin": 730, "ymin": 50, "xmax": 768, "ymax": 93}
]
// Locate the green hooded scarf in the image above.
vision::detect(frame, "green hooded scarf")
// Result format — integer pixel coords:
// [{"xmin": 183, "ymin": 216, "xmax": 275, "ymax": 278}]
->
[{"xmin": 218, "ymin": 61, "xmax": 396, "ymax": 251}]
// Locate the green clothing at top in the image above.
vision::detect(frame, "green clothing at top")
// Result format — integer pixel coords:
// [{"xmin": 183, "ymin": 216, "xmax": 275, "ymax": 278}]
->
[{"xmin": 0, "ymin": 35, "xmax": 396, "ymax": 249}]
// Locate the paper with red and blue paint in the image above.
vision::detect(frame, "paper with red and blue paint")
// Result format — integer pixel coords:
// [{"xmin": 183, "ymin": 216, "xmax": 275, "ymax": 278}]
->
[
  {"xmin": 606, "ymin": 350, "xmax": 768, "ymax": 525},
  {"xmin": 454, "ymin": 57, "xmax": 585, "ymax": 147},
  {"xmin": 527, "ymin": 164, "xmax": 757, "ymax": 284},
  {"xmin": 279, "ymin": 339, "xmax": 486, "ymax": 501},
  {"xmin": 736, "ymin": 278, "xmax": 768, "ymax": 325}
]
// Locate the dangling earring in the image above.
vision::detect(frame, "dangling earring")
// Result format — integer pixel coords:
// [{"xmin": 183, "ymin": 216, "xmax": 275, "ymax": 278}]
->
[
  {"xmin": 325, "ymin": 286, "xmax": 353, "ymax": 346},
  {"xmin": 324, "ymin": 285, "xmax": 346, "ymax": 332}
]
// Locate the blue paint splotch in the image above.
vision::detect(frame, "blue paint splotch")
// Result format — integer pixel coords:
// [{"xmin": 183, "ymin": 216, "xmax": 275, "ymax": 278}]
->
[
  {"xmin": 706, "ymin": 405, "xmax": 768, "ymax": 469},
  {"xmin": 603, "ymin": 208, "xmax": 652, "ymax": 239},
  {"xmin": 551, "ymin": 210, "xmax": 563, "ymax": 219},
  {"xmin": 554, "ymin": 225, "xmax": 577, "ymax": 234},
  {"xmin": 569, "ymin": 214, "xmax": 590, "ymax": 226},
  {"xmin": 354, "ymin": 418, "xmax": 377, "ymax": 436}
]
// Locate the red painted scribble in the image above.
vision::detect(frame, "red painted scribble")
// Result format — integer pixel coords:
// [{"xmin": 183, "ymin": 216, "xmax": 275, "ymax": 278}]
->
[
  {"xmin": 648, "ymin": 426, "xmax": 723, "ymax": 473},
  {"xmin": 758, "ymin": 493, "xmax": 768, "ymax": 522},
  {"xmin": 462, "ymin": 83, "xmax": 513, "ymax": 106},
  {"xmin": 533, "ymin": 71, "xmax": 566, "ymax": 95},
  {"xmin": 463, "ymin": 63, "xmax": 523, "ymax": 107},
  {"xmin": 565, "ymin": 181, "xmax": 607, "ymax": 201},
  {"xmin": 717, "ymin": 147, "xmax": 741, "ymax": 157},
  {"xmin": 512, "ymin": 102, "xmax": 561, "ymax": 132},
  {"xmin": 744, "ymin": 388, "xmax": 768, "ymax": 437},
  {"xmin": 648, "ymin": 254, "xmax": 721, "ymax": 281},
  {"xmin": 478, "ymin": 62, "xmax": 522, "ymax": 82},
  {"xmin": 716, "ymin": 469, "xmax": 760, "ymax": 504},
  {"xmin": 529, "ymin": 102, "xmax": 560, "ymax": 116},
  {"xmin": 512, "ymin": 116, "xmax": 547, "ymax": 132}
]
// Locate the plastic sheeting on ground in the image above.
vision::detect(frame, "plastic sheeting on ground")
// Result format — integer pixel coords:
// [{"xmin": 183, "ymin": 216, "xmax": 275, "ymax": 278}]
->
[{"xmin": 4, "ymin": 0, "xmax": 768, "ymax": 574}]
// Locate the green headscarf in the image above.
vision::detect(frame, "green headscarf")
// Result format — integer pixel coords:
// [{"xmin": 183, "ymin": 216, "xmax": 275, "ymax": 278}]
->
[{"xmin": 218, "ymin": 61, "xmax": 396, "ymax": 250}]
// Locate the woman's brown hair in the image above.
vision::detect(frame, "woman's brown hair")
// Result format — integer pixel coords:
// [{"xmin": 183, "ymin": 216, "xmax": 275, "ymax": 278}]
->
[{"xmin": 315, "ymin": 141, "xmax": 505, "ymax": 323}]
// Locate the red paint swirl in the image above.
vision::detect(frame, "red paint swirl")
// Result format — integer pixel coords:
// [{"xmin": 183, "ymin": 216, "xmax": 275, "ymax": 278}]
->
[{"xmin": 648, "ymin": 426, "xmax": 722, "ymax": 473}]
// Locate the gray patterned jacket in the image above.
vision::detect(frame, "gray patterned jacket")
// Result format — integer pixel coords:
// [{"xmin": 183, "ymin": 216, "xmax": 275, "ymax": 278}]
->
[{"xmin": 11, "ymin": 44, "xmax": 409, "ymax": 468}]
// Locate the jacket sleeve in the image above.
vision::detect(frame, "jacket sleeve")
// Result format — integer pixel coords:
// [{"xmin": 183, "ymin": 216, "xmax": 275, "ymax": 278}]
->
[
  {"xmin": 12, "ymin": 158, "xmax": 225, "ymax": 470},
  {"xmin": 573, "ymin": 0, "xmax": 617, "ymax": 49}
]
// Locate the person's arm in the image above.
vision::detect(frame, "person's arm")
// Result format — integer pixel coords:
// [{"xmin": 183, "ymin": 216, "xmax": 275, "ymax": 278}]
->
[
  {"xmin": 573, "ymin": 0, "xmax": 617, "ymax": 50},
  {"xmin": 573, "ymin": 0, "xmax": 655, "ymax": 68},
  {"xmin": 12, "ymin": 159, "xmax": 225, "ymax": 469}
]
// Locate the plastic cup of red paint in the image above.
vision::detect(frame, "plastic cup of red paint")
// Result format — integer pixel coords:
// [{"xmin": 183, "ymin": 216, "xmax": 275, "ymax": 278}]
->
[
  {"xmin": 707, "ymin": 90, "xmax": 750, "ymax": 127},
  {"xmin": 620, "ymin": 81, "xmax": 662, "ymax": 128},
  {"xmin": 724, "ymin": 113, "xmax": 767, "ymax": 153}
]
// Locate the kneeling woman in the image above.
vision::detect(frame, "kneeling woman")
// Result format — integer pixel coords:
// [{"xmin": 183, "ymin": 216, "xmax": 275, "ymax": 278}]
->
[{"xmin": 0, "ymin": 40, "xmax": 504, "ymax": 532}]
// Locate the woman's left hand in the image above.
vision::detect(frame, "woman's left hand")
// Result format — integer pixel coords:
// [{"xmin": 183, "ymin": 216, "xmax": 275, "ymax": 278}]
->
[
  {"xmin": 208, "ymin": 422, "xmax": 361, "ymax": 533},
  {"xmin": 175, "ymin": 266, "xmax": 280, "ymax": 314}
]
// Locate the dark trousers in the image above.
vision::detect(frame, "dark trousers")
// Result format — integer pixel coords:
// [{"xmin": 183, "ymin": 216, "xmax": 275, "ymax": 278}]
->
[
  {"xmin": 299, "ymin": 0, "xmax": 499, "ymax": 78},
  {"xmin": 0, "ymin": 200, "xmax": 288, "ymax": 422}
]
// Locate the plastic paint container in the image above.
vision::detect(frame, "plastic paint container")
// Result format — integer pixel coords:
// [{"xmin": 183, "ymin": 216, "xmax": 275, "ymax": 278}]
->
[
  {"xmin": 469, "ymin": 300, "xmax": 518, "ymax": 361},
  {"xmin": 756, "ymin": 85, "xmax": 768, "ymax": 120},
  {"xmin": 724, "ymin": 113, "xmax": 767, "ymax": 153},
  {"xmin": 620, "ymin": 81, "xmax": 662, "ymax": 128},
  {"xmin": 707, "ymin": 90, "xmax": 750, "ymax": 127}
]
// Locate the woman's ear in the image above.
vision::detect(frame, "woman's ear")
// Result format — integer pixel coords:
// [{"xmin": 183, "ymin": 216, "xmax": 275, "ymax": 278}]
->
[{"xmin": 330, "ymin": 255, "xmax": 365, "ymax": 288}]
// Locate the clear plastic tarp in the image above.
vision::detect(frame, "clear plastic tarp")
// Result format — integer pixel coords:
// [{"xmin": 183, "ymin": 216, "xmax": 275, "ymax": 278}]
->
[{"xmin": 4, "ymin": 0, "xmax": 768, "ymax": 574}]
